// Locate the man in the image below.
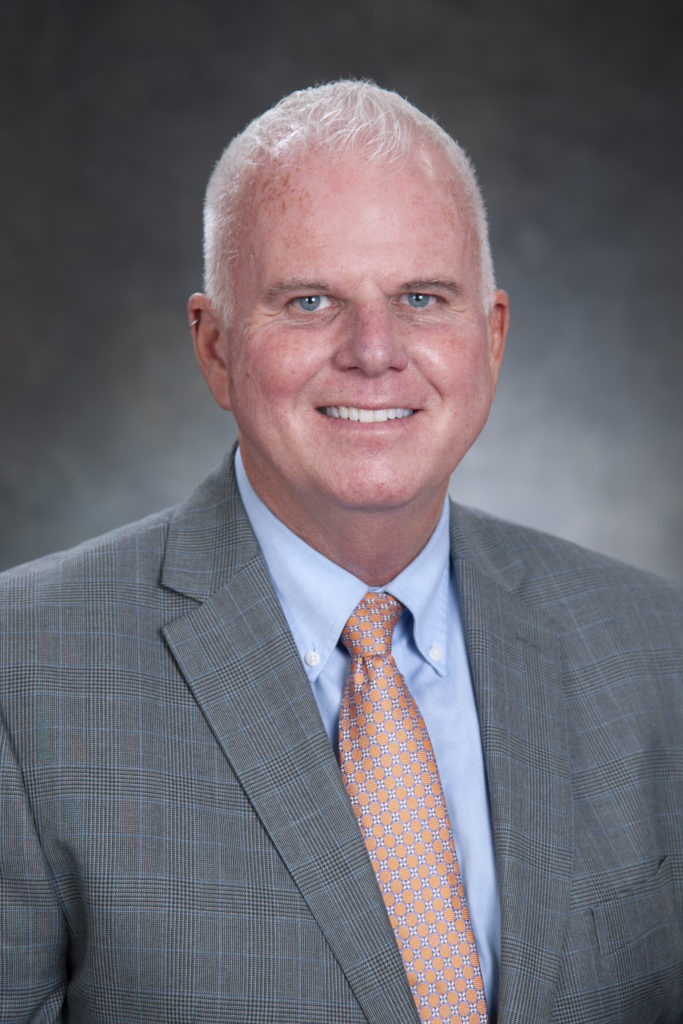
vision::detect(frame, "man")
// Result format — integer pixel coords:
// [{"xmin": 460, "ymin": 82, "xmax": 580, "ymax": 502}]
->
[{"xmin": 1, "ymin": 81, "xmax": 681, "ymax": 1024}]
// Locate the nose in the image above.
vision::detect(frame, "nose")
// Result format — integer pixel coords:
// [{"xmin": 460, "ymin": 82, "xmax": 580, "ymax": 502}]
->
[{"xmin": 333, "ymin": 301, "xmax": 409, "ymax": 376}]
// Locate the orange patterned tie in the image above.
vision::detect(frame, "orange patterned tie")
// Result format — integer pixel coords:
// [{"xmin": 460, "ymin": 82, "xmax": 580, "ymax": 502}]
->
[{"xmin": 339, "ymin": 591, "xmax": 488, "ymax": 1024}]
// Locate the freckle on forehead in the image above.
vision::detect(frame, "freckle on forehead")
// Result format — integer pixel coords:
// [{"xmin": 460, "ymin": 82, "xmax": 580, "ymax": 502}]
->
[{"xmin": 254, "ymin": 160, "xmax": 313, "ymax": 216}]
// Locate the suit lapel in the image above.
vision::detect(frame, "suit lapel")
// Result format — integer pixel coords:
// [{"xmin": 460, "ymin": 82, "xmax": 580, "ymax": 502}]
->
[
  {"xmin": 161, "ymin": 455, "xmax": 419, "ymax": 1024},
  {"xmin": 452, "ymin": 509, "xmax": 573, "ymax": 1024}
]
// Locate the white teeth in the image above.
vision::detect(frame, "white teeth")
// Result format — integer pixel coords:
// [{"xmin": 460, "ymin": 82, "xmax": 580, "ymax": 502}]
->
[{"xmin": 321, "ymin": 406, "xmax": 414, "ymax": 421}]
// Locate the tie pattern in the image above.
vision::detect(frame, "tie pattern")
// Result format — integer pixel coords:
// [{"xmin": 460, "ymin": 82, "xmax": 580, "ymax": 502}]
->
[{"xmin": 339, "ymin": 591, "xmax": 487, "ymax": 1024}]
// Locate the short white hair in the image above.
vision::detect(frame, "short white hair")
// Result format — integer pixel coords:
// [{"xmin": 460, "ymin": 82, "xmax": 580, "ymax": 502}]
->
[{"xmin": 203, "ymin": 80, "xmax": 496, "ymax": 324}]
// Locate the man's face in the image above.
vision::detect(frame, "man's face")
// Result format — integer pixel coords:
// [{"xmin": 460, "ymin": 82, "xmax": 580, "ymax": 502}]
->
[{"xmin": 195, "ymin": 147, "xmax": 508, "ymax": 546}]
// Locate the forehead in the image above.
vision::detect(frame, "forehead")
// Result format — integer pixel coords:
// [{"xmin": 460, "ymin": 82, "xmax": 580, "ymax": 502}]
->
[
  {"xmin": 237, "ymin": 147, "xmax": 473, "ymax": 278},
  {"xmin": 251, "ymin": 144, "xmax": 461, "ymax": 212}
]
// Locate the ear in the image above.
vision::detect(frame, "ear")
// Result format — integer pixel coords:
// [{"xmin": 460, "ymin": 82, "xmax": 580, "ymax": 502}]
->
[
  {"xmin": 487, "ymin": 289, "xmax": 509, "ymax": 391},
  {"xmin": 188, "ymin": 293, "xmax": 233, "ymax": 410}
]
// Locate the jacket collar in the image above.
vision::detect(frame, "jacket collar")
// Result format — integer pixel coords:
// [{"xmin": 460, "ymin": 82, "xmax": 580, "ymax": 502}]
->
[{"xmin": 161, "ymin": 448, "xmax": 262, "ymax": 601}]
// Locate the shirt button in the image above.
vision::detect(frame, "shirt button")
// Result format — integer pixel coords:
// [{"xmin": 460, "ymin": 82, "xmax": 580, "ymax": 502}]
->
[
  {"xmin": 428, "ymin": 645, "xmax": 443, "ymax": 662},
  {"xmin": 304, "ymin": 650, "xmax": 321, "ymax": 667}
]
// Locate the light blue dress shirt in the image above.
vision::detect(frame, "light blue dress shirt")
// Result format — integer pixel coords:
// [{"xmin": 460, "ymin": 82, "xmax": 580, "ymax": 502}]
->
[{"xmin": 235, "ymin": 449, "xmax": 501, "ymax": 1010}]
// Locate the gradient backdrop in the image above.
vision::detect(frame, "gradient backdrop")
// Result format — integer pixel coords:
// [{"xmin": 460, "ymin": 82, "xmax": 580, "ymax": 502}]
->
[{"xmin": 2, "ymin": 0, "xmax": 681, "ymax": 581}]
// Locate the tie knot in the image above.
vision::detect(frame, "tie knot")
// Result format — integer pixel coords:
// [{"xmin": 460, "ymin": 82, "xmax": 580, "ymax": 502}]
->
[{"xmin": 341, "ymin": 591, "xmax": 403, "ymax": 659}]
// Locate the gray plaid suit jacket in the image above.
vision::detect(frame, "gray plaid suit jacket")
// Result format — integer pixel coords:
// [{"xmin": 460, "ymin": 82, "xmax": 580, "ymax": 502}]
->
[{"xmin": 1, "ymin": 452, "xmax": 682, "ymax": 1023}]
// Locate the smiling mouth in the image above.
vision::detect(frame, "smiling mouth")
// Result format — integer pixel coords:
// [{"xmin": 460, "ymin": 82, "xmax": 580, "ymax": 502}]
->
[{"xmin": 319, "ymin": 406, "xmax": 414, "ymax": 422}]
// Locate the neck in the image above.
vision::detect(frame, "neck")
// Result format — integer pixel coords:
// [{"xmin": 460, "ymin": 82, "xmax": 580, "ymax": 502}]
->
[
  {"xmin": 262, "ymin": 492, "xmax": 445, "ymax": 587},
  {"xmin": 314, "ymin": 517, "xmax": 438, "ymax": 586}
]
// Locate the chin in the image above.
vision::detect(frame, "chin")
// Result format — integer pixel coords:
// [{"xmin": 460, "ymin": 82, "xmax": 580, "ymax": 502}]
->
[{"xmin": 327, "ymin": 477, "xmax": 433, "ymax": 514}]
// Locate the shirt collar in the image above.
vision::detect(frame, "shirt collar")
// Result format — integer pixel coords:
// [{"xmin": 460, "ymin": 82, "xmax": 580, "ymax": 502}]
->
[
  {"xmin": 388, "ymin": 513, "xmax": 450, "ymax": 676},
  {"xmin": 234, "ymin": 447, "xmax": 451, "ymax": 678}
]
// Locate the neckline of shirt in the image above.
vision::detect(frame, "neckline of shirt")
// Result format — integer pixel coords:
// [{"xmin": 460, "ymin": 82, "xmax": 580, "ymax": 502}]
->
[{"xmin": 234, "ymin": 447, "xmax": 450, "ymax": 679}]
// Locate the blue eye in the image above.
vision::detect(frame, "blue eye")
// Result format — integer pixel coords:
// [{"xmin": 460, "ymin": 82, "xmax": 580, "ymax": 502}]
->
[
  {"xmin": 297, "ymin": 295, "xmax": 323, "ymax": 311},
  {"xmin": 406, "ymin": 292, "xmax": 432, "ymax": 308}
]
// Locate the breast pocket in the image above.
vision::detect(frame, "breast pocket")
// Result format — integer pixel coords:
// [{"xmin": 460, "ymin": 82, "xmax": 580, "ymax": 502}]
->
[
  {"xmin": 555, "ymin": 856, "xmax": 682, "ymax": 1023},
  {"xmin": 580, "ymin": 855, "xmax": 683, "ymax": 1022},
  {"xmin": 591, "ymin": 855, "xmax": 676, "ymax": 956}
]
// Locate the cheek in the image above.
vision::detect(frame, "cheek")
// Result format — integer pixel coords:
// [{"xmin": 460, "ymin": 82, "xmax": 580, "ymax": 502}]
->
[
  {"xmin": 238, "ymin": 332, "xmax": 323, "ymax": 404},
  {"xmin": 429, "ymin": 335, "xmax": 494, "ymax": 404}
]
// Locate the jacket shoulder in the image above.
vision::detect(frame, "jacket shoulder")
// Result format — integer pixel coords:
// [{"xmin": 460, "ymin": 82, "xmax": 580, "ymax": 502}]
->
[
  {"xmin": 450, "ymin": 503, "xmax": 683, "ymax": 636},
  {"xmin": 452, "ymin": 501, "xmax": 682, "ymax": 585},
  {"xmin": 0, "ymin": 507, "xmax": 175, "ymax": 603}
]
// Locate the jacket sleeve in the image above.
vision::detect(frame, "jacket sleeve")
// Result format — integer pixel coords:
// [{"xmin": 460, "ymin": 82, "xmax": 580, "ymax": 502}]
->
[{"xmin": 1, "ymin": 712, "xmax": 67, "ymax": 1023}]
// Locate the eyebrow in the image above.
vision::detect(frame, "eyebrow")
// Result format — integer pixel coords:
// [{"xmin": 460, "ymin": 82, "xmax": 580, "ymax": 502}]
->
[
  {"xmin": 398, "ymin": 279, "xmax": 465, "ymax": 297},
  {"xmin": 262, "ymin": 279, "xmax": 330, "ymax": 304}
]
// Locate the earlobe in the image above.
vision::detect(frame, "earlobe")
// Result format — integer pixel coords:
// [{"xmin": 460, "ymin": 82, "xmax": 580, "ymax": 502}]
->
[{"xmin": 187, "ymin": 293, "xmax": 233, "ymax": 410}]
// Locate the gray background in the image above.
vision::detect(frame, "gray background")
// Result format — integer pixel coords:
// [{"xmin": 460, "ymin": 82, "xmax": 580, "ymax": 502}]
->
[{"xmin": 1, "ymin": 0, "xmax": 681, "ymax": 581}]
